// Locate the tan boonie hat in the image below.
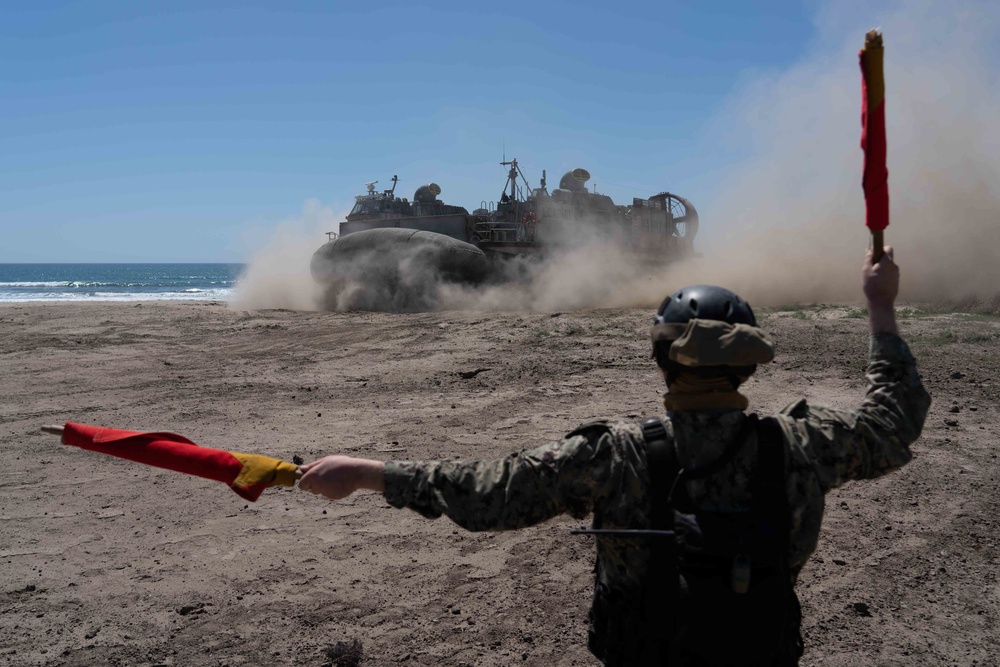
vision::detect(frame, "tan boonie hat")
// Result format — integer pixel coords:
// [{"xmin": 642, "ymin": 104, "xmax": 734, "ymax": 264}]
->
[{"xmin": 650, "ymin": 318, "xmax": 775, "ymax": 367}]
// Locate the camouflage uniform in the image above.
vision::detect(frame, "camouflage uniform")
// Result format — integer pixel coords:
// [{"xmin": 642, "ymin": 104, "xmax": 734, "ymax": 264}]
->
[{"xmin": 383, "ymin": 333, "xmax": 930, "ymax": 665}]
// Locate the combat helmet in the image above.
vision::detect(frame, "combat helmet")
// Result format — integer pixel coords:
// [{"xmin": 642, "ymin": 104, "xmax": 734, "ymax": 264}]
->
[
  {"xmin": 652, "ymin": 285, "xmax": 763, "ymax": 384},
  {"xmin": 655, "ymin": 285, "xmax": 756, "ymax": 328}
]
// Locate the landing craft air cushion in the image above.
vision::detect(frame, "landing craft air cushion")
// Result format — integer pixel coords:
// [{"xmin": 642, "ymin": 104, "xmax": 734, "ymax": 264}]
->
[{"xmin": 310, "ymin": 159, "xmax": 699, "ymax": 310}]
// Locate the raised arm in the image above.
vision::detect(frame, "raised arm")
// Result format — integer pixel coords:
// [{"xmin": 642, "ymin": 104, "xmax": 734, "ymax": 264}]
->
[
  {"xmin": 782, "ymin": 247, "xmax": 931, "ymax": 491},
  {"xmin": 864, "ymin": 245, "xmax": 899, "ymax": 335}
]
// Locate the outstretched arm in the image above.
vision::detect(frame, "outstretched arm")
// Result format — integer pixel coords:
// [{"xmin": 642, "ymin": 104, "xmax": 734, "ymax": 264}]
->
[
  {"xmin": 299, "ymin": 427, "xmax": 623, "ymax": 532},
  {"xmin": 298, "ymin": 456, "xmax": 385, "ymax": 499}
]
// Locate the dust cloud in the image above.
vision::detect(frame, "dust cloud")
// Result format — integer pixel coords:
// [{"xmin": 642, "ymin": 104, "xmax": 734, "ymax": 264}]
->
[
  {"xmin": 437, "ymin": 245, "xmax": 646, "ymax": 312},
  {"xmin": 673, "ymin": 0, "xmax": 1000, "ymax": 308},
  {"xmin": 228, "ymin": 200, "xmax": 341, "ymax": 311},
  {"xmin": 233, "ymin": 0, "xmax": 998, "ymax": 314},
  {"xmin": 433, "ymin": 204, "xmax": 659, "ymax": 312},
  {"xmin": 581, "ymin": 0, "xmax": 1000, "ymax": 310},
  {"xmin": 472, "ymin": 0, "xmax": 1000, "ymax": 312}
]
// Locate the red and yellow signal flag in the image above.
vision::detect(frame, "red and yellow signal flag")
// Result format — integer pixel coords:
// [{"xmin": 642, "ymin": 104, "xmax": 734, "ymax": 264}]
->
[
  {"xmin": 42, "ymin": 422, "xmax": 299, "ymax": 502},
  {"xmin": 859, "ymin": 29, "xmax": 889, "ymax": 261}
]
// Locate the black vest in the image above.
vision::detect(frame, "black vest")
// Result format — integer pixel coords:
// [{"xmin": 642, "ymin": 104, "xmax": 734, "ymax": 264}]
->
[{"xmin": 587, "ymin": 415, "xmax": 804, "ymax": 666}]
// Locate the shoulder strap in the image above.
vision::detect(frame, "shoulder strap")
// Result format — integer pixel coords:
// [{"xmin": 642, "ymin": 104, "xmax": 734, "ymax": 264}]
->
[
  {"xmin": 638, "ymin": 418, "xmax": 680, "ymax": 643},
  {"xmin": 753, "ymin": 417, "xmax": 802, "ymax": 658},
  {"xmin": 639, "ymin": 418, "xmax": 677, "ymax": 533},
  {"xmin": 751, "ymin": 416, "xmax": 791, "ymax": 562},
  {"xmin": 755, "ymin": 416, "xmax": 787, "ymax": 492}
]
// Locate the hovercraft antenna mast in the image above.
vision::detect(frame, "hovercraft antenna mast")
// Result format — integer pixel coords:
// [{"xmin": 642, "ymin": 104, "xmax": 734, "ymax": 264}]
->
[{"xmin": 500, "ymin": 157, "xmax": 534, "ymax": 201}]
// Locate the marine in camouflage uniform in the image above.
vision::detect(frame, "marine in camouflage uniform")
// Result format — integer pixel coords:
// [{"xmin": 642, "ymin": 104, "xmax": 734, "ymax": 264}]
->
[
  {"xmin": 382, "ymin": 331, "xmax": 929, "ymax": 661},
  {"xmin": 299, "ymin": 249, "xmax": 931, "ymax": 666}
]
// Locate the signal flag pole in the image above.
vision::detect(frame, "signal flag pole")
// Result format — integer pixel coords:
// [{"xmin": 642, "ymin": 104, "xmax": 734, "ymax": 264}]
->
[{"xmin": 859, "ymin": 29, "xmax": 889, "ymax": 262}]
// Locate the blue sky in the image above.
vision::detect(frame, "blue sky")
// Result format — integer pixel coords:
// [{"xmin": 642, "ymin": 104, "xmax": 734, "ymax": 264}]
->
[{"xmin": 0, "ymin": 1, "xmax": 913, "ymax": 262}]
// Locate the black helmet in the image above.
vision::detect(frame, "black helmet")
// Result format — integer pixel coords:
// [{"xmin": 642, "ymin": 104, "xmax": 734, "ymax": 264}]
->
[
  {"xmin": 654, "ymin": 284, "xmax": 756, "ymax": 327},
  {"xmin": 653, "ymin": 285, "xmax": 757, "ymax": 373}
]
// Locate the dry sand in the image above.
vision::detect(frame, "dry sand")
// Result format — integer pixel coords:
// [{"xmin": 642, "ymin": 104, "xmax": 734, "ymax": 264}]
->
[{"xmin": 1, "ymin": 301, "xmax": 998, "ymax": 666}]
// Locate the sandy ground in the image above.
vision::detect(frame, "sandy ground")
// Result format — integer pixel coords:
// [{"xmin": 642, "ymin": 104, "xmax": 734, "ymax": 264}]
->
[{"xmin": 1, "ymin": 301, "xmax": 998, "ymax": 667}]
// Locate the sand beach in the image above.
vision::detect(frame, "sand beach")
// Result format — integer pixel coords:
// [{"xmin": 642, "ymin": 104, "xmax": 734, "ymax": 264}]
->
[{"xmin": 1, "ymin": 300, "xmax": 998, "ymax": 666}]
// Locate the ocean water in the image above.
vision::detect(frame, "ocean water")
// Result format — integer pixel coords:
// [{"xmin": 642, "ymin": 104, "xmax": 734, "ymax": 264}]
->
[{"xmin": 0, "ymin": 264, "xmax": 244, "ymax": 303}]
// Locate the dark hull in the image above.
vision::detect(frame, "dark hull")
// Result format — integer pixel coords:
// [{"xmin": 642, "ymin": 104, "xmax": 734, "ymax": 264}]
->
[{"xmin": 310, "ymin": 228, "xmax": 491, "ymax": 312}]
